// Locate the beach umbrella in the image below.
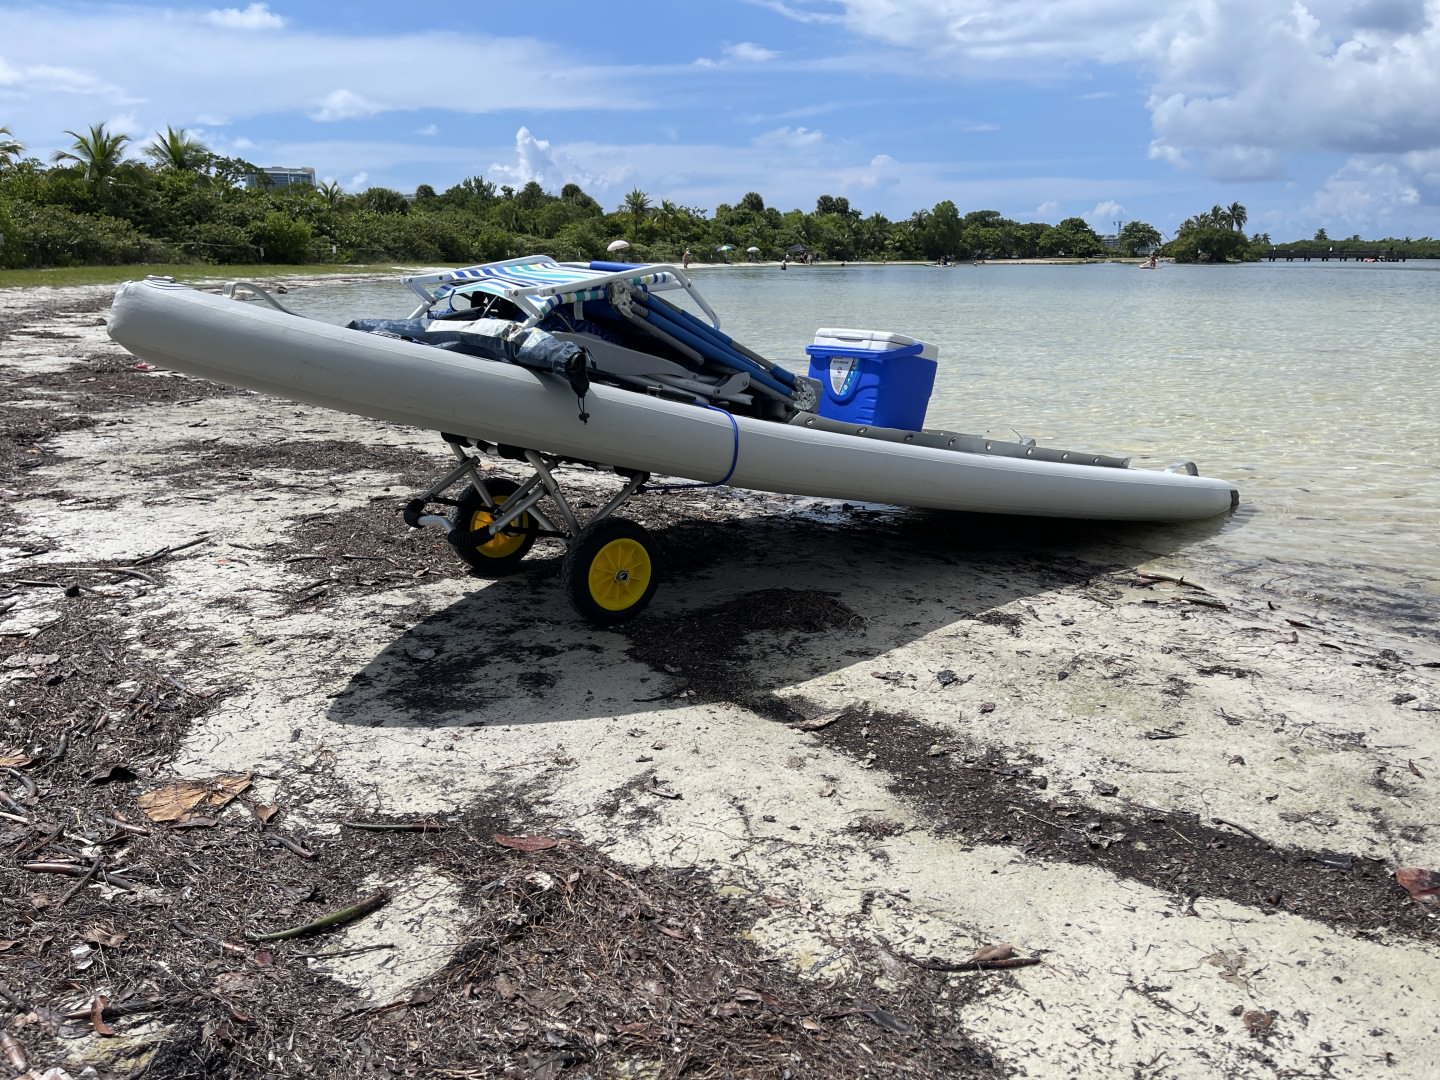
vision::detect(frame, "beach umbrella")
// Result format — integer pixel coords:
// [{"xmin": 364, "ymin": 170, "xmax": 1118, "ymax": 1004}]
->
[
  {"xmin": 716, "ymin": 244, "xmax": 734, "ymax": 252},
  {"xmin": 606, "ymin": 239, "xmax": 630, "ymax": 253},
  {"xmin": 746, "ymin": 246, "xmax": 760, "ymax": 253}
]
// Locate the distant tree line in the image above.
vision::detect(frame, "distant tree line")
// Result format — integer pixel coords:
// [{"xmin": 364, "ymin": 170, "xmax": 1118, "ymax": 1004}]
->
[{"xmin": 1, "ymin": 123, "xmax": 1435, "ymax": 271}]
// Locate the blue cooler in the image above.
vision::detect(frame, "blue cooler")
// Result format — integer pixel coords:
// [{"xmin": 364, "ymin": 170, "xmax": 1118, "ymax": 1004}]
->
[{"xmin": 804, "ymin": 328, "xmax": 939, "ymax": 430}]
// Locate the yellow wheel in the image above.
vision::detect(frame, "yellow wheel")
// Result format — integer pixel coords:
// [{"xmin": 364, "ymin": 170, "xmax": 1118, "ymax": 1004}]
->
[
  {"xmin": 561, "ymin": 518, "xmax": 658, "ymax": 625},
  {"xmin": 450, "ymin": 478, "xmax": 537, "ymax": 576}
]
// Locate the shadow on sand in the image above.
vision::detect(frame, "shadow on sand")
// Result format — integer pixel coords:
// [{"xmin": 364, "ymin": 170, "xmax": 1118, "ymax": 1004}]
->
[{"xmin": 327, "ymin": 503, "xmax": 1236, "ymax": 730}]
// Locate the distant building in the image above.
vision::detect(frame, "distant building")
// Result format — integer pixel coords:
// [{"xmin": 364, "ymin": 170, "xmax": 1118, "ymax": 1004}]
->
[
  {"xmin": 246, "ymin": 166, "xmax": 316, "ymax": 190},
  {"xmin": 1100, "ymin": 234, "xmax": 1122, "ymax": 251}
]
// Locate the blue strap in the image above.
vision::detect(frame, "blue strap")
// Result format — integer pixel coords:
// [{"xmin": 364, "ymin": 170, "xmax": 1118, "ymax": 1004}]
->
[{"xmin": 641, "ymin": 405, "xmax": 740, "ymax": 492}]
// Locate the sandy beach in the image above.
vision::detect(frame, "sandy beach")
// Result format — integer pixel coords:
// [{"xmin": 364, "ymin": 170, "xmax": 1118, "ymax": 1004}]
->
[{"xmin": 2, "ymin": 278, "xmax": 1438, "ymax": 1079}]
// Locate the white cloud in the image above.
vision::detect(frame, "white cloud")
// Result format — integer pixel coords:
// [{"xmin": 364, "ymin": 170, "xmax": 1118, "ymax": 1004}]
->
[
  {"xmin": 0, "ymin": 8, "xmax": 641, "ymax": 152},
  {"xmin": 489, "ymin": 126, "xmax": 604, "ymax": 191},
  {"xmin": 417, "ymin": 123, "xmax": 439, "ymax": 136},
  {"xmin": 207, "ymin": 3, "xmax": 286, "ymax": 30},
  {"xmin": 1085, "ymin": 200, "xmax": 1127, "ymax": 231},
  {"xmin": 349, "ymin": 171, "xmax": 369, "ymax": 190},
  {"xmin": 804, "ymin": 1, "xmax": 1440, "ymax": 200},
  {"xmin": 695, "ymin": 41, "xmax": 780, "ymax": 68},
  {"xmin": 725, "ymin": 42, "xmax": 779, "ymax": 62},
  {"xmin": 743, "ymin": 0, "xmax": 845, "ymax": 25},
  {"xmin": 850, "ymin": 153, "xmax": 901, "ymax": 190},
  {"xmin": 1034, "ymin": 200, "xmax": 1059, "ymax": 217},
  {"xmin": 1309, "ymin": 156, "xmax": 1423, "ymax": 229},
  {"xmin": 311, "ymin": 89, "xmax": 383, "ymax": 122},
  {"xmin": 754, "ymin": 126, "xmax": 825, "ymax": 148},
  {"xmin": 1146, "ymin": 139, "xmax": 1186, "ymax": 167}
]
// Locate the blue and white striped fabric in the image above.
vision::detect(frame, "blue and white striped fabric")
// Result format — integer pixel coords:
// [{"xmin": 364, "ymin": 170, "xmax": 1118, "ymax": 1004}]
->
[{"xmin": 438, "ymin": 260, "xmax": 681, "ymax": 318}]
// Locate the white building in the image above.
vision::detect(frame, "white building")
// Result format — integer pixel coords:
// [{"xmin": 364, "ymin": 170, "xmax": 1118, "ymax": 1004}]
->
[{"xmin": 246, "ymin": 166, "xmax": 316, "ymax": 189}]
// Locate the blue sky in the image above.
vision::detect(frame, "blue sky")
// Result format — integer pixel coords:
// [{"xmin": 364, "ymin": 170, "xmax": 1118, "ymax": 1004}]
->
[{"xmin": 3, "ymin": 0, "xmax": 1439, "ymax": 240}]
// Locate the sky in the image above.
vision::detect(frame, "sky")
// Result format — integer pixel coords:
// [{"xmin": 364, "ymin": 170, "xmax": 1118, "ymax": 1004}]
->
[{"xmin": 3, "ymin": 0, "xmax": 1439, "ymax": 241}]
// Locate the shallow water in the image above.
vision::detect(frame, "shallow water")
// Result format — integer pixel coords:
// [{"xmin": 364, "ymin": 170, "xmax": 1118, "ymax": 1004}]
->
[{"xmin": 285, "ymin": 262, "xmax": 1440, "ymax": 633}]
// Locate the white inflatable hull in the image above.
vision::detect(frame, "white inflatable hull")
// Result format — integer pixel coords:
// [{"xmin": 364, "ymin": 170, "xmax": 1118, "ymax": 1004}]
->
[{"xmin": 106, "ymin": 279, "xmax": 1237, "ymax": 522}]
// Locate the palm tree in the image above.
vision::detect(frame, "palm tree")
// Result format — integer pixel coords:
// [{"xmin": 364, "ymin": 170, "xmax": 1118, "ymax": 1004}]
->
[
  {"xmin": 144, "ymin": 126, "xmax": 209, "ymax": 172},
  {"xmin": 317, "ymin": 180, "xmax": 343, "ymax": 209},
  {"xmin": 1227, "ymin": 202, "xmax": 1247, "ymax": 233},
  {"xmin": 1208, "ymin": 204, "xmax": 1231, "ymax": 229},
  {"xmin": 623, "ymin": 188, "xmax": 652, "ymax": 241},
  {"xmin": 654, "ymin": 199, "xmax": 680, "ymax": 241},
  {"xmin": 51, "ymin": 123, "xmax": 131, "ymax": 188},
  {"xmin": 0, "ymin": 126, "xmax": 23, "ymax": 169}
]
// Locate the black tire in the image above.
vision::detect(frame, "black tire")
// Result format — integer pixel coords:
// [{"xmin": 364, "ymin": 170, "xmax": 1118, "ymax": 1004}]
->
[
  {"xmin": 561, "ymin": 518, "xmax": 658, "ymax": 625},
  {"xmin": 450, "ymin": 478, "xmax": 537, "ymax": 576}
]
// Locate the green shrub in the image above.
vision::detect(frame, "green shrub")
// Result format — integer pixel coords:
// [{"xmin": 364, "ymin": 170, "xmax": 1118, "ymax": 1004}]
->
[
  {"xmin": 191, "ymin": 221, "xmax": 256, "ymax": 263},
  {"xmin": 0, "ymin": 199, "xmax": 22, "ymax": 269},
  {"xmin": 251, "ymin": 210, "xmax": 313, "ymax": 263},
  {"xmin": 6, "ymin": 201, "xmax": 177, "ymax": 267}
]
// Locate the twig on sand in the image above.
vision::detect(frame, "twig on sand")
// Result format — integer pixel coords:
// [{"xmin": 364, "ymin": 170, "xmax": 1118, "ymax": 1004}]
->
[
  {"xmin": 130, "ymin": 534, "xmax": 210, "ymax": 568},
  {"xmin": 895, "ymin": 949, "xmax": 1043, "ymax": 973},
  {"xmin": 1176, "ymin": 595, "xmax": 1229, "ymax": 610},
  {"xmin": 1212, "ymin": 817, "xmax": 1272, "ymax": 848},
  {"xmin": 264, "ymin": 834, "xmax": 316, "ymax": 859},
  {"xmin": 21, "ymin": 861, "xmax": 137, "ymax": 891},
  {"xmin": 340, "ymin": 820, "xmax": 448, "ymax": 833},
  {"xmin": 55, "ymin": 855, "xmax": 104, "ymax": 906},
  {"xmin": 250, "ymin": 888, "xmax": 391, "ymax": 943},
  {"xmin": 1136, "ymin": 571, "xmax": 1209, "ymax": 592}
]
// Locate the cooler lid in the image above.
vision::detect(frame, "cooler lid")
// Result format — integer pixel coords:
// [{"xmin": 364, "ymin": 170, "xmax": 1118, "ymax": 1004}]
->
[{"xmin": 812, "ymin": 327, "xmax": 920, "ymax": 348}]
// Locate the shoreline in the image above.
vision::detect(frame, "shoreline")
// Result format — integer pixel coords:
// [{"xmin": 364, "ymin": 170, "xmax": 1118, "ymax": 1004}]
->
[
  {"xmin": 3, "ymin": 282, "xmax": 1438, "ymax": 1079},
  {"xmin": 0, "ymin": 256, "xmax": 1151, "ymax": 292}
]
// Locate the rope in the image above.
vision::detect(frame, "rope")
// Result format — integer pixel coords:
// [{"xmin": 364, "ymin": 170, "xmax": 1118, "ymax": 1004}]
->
[{"xmin": 641, "ymin": 405, "xmax": 740, "ymax": 492}]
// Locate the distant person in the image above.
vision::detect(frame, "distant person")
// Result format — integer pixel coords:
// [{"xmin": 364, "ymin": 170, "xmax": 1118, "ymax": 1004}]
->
[
  {"xmin": 682, "ymin": 249, "xmax": 692, "ymax": 269},
  {"xmin": 781, "ymin": 254, "xmax": 788, "ymax": 270}
]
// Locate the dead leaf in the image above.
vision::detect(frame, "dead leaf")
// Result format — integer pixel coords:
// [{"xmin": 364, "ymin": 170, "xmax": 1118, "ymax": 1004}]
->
[
  {"xmin": 170, "ymin": 816, "xmax": 218, "ymax": 829},
  {"xmin": 1242, "ymin": 1010, "xmax": 1274, "ymax": 1038},
  {"xmin": 137, "ymin": 774, "xmax": 251, "ymax": 822},
  {"xmin": 1408, "ymin": 760, "xmax": 1425, "ymax": 779},
  {"xmin": 966, "ymin": 943, "xmax": 1014, "ymax": 963},
  {"xmin": 1205, "ymin": 949, "xmax": 1250, "ymax": 987},
  {"xmin": 250, "ymin": 802, "xmax": 279, "ymax": 825},
  {"xmin": 0, "ymin": 749, "xmax": 33, "ymax": 768},
  {"xmin": 82, "ymin": 929, "xmax": 128, "ymax": 949},
  {"xmin": 1395, "ymin": 867, "xmax": 1440, "ymax": 905},
  {"xmin": 794, "ymin": 710, "xmax": 843, "ymax": 731},
  {"xmin": 658, "ymin": 926, "xmax": 689, "ymax": 940},
  {"xmin": 649, "ymin": 778, "xmax": 681, "ymax": 799},
  {"xmin": 493, "ymin": 973, "xmax": 517, "ymax": 1000},
  {"xmin": 91, "ymin": 995, "xmax": 117, "ymax": 1037},
  {"xmin": 494, "ymin": 834, "xmax": 559, "ymax": 852}
]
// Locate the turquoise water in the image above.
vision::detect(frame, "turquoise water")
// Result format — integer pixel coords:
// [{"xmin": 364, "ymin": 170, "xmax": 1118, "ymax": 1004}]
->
[{"xmin": 286, "ymin": 262, "xmax": 1440, "ymax": 627}]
